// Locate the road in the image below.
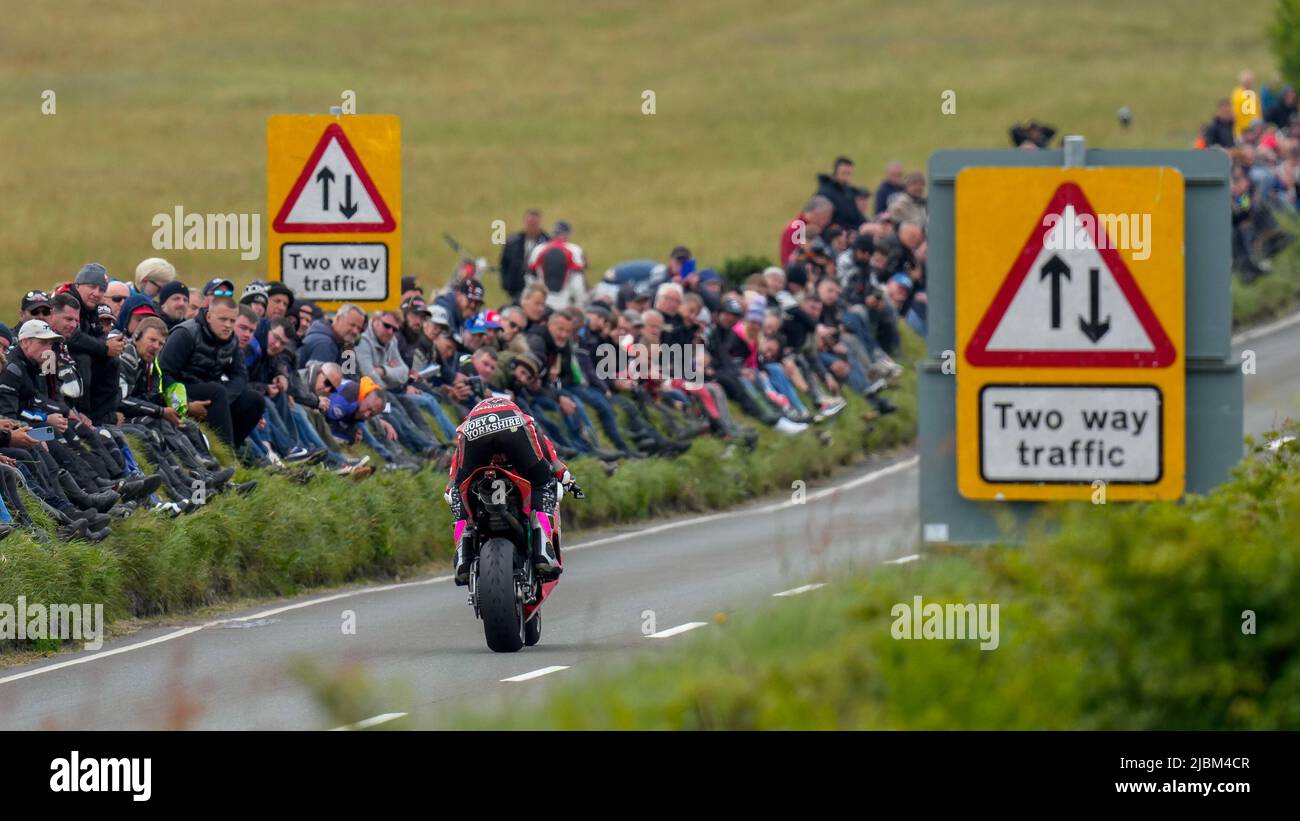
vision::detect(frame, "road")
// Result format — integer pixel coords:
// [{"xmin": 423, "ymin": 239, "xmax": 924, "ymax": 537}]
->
[{"xmin": 0, "ymin": 317, "xmax": 1295, "ymax": 730}]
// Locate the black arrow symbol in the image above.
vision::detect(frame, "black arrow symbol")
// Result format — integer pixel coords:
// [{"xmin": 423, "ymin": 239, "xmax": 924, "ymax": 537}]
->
[
  {"xmin": 339, "ymin": 175, "xmax": 358, "ymax": 219},
  {"xmin": 1039, "ymin": 254, "xmax": 1071, "ymax": 329},
  {"xmin": 316, "ymin": 167, "xmax": 335, "ymax": 211},
  {"xmin": 1079, "ymin": 267, "xmax": 1112, "ymax": 343}
]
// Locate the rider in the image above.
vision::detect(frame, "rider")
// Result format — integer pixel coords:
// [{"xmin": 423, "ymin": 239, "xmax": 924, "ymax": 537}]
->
[{"xmin": 446, "ymin": 394, "xmax": 578, "ymax": 585}]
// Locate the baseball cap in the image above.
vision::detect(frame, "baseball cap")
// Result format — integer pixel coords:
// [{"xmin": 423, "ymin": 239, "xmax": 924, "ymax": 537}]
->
[
  {"xmin": 203, "ymin": 278, "xmax": 235, "ymax": 297},
  {"xmin": 97, "ymin": 304, "xmax": 114, "ymax": 320},
  {"xmin": 890, "ymin": 272, "xmax": 915, "ymax": 289},
  {"xmin": 719, "ymin": 297, "xmax": 743, "ymax": 316},
  {"xmin": 697, "ymin": 268, "xmax": 721, "ymax": 286},
  {"xmin": 426, "ymin": 304, "xmax": 451, "ymax": 327},
  {"xmin": 21, "ymin": 290, "xmax": 51, "ymax": 312},
  {"xmin": 513, "ymin": 352, "xmax": 543, "ymax": 376},
  {"xmin": 18, "ymin": 319, "xmax": 62, "ymax": 342},
  {"xmin": 670, "ymin": 245, "xmax": 692, "ymax": 261},
  {"xmin": 552, "ymin": 220, "xmax": 572, "ymax": 235},
  {"xmin": 744, "ymin": 295, "xmax": 768, "ymax": 323},
  {"xmin": 459, "ymin": 279, "xmax": 485, "ymax": 302},
  {"xmin": 621, "ymin": 309, "xmax": 644, "ymax": 327},
  {"xmin": 481, "ymin": 309, "xmax": 502, "ymax": 329},
  {"xmin": 75, "ymin": 263, "xmax": 110, "ymax": 289},
  {"xmin": 400, "ymin": 296, "xmax": 427, "ymax": 313},
  {"xmin": 584, "ymin": 303, "xmax": 612, "ymax": 321},
  {"xmin": 464, "ymin": 316, "xmax": 487, "ymax": 335}
]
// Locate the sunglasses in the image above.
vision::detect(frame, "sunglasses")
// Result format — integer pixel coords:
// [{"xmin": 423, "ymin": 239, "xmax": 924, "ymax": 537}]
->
[
  {"xmin": 505, "ymin": 321, "xmax": 523, "ymax": 331},
  {"xmin": 323, "ymin": 377, "xmax": 338, "ymax": 392},
  {"xmin": 30, "ymin": 307, "xmax": 51, "ymax": 317},
  {"xmin": 380, "ymin": 321, "xmax": 401, "ymax": 332},
  {"xmin": 109, "ymin": 296, "xmax": 126, "ymax": 303},
  {"xmin": 211, "ymin": 289, "xmax": 234, "ymax": 297}
]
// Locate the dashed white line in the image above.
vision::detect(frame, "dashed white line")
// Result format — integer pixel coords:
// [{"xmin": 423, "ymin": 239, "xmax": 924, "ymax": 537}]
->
[
  {"xmin": 331, "ymin": 712, "xmax": 407, "ymax": 731},
  {"xmin": 501, "ymin": 665, "xmax": 570, "ymax": 682},
  {"xmin": 884, "ymin": 554, "xmax": 922, "ymax": 565},
  {"xmin": 773, "ymin": 583, "xmax": 826, "ymax": 597},
  {"xmin": 646, "ymin": 622, "xmax": 708, "ymax": 639}
]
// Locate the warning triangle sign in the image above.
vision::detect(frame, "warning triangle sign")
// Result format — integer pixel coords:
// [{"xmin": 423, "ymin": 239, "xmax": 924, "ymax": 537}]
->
[
  {"xmin": 272, "ymin": 123, "xmax": 396, "ymax": 233},
  {"xmin": 965, "ymin": 182, "xmax": 1175, "ymax": 368}
]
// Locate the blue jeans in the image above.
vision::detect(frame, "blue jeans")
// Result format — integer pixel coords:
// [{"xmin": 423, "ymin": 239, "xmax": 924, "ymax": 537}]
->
[
  {"xmin": 568, "ymin": 385, "xmax": 631, "ymax": 452},
  {"xmin": 360, "ymin": 423, "xmax": 397, "ymax": 462},
  {"xmin": 398, "ymin": 390, "xmax": 458, "ymax": 440},
  {"xmin": 531, "ymin": 394, "xmax": 592, "ymax": 453},
  {"xmin": 382, "ymin": 401, "xmax": 439, "ymax": 454},
  {"xmin": 263, "ymin": 396, "xmax": 302, "ymax": 454},
  {"xmin": 763, "ymin": 363, "xmax": 808, "ymax": 415}
]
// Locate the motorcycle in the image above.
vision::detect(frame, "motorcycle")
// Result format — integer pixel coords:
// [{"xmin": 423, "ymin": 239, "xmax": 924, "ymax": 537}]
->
[{"xmin": 458, "ymin": 465, "xmax": 581, "ymax": 652}]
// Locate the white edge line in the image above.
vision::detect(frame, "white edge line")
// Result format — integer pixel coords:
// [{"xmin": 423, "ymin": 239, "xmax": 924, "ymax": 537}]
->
[
  {"xmin": 883, "ymin": 554, "xmax": 922, "ymax": 565},
  {"xmin": 501, "ymin": 665, "xmax": 570, "ymax": 682},
  {"xmin": 1231, "ymin": 309, "xmax": 1300, "ymax": 346},
  {"xmin": 2, "ymin": 457, "xmax": 918, "ymax": 686},
  {"xmin": 646, "ymin": 622, "xmax": 708, "ymax": 639},
  {"xmin": 773, "ymin": 583, "xmax": 826, "ymax": 597},
  {"xmin": 331, "ymin": 712, "xmax": 407, "ymax": 731}
]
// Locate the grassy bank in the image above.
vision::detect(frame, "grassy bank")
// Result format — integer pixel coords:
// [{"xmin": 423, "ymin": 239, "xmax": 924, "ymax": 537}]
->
[
  {"xmin": 1233, "ymin": 234, "xmax": 1300, "ymax": 328},
  {"xmin": 0, "ymin": 331, "xmax": 920, "ymax": 654},
  {"xmin": 453, "ymin": 427, "xmax": 1300, "ymax": 730}
]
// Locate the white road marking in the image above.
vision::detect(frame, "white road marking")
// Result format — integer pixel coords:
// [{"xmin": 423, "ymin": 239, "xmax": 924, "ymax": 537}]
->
[
  {"xmin": 1231, "ymin": 310, "xmax": 1300, "ymax": 345},
  {"xmin": 646, "ymin": 622, "xmax": 708, "ymax": 639},
  {"xmin": 569, "ymin": 455, "xmax": 919, "ymax": 553},
  {"xmin": 501, "ymin": 666, "xmax": 570, "ymax": 682},
  {"xmin": 773, "ymin": 583, "xmax": 826, "ymax": 597},
  {"xmin": 331, "ymin": 712, "xmax": 407, "ymax": 731},
  {"xmin": 0, "ymin": 577, "xmax": 449, "ymax": 686},
  {"xmin": 884, "ymin": 554, "xmax": 922, "ymax": 565}
]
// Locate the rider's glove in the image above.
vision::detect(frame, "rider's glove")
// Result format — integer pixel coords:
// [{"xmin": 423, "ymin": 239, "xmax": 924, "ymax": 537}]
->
[{"xmin": 560, "ymin": 470, "xmax": 584, "ymax": 499}]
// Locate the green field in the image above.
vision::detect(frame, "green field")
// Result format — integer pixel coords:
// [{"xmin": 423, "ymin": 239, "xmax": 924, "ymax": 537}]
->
[{"xmin": 0, "ymin": 0, "xmax": 1275, "ymax": 295}]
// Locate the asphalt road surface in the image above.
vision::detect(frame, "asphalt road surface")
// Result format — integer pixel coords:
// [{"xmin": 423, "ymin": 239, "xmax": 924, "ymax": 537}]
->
[{"xmin": 0, "ymin": 316, "xmax": 1295, "ymax": 730}]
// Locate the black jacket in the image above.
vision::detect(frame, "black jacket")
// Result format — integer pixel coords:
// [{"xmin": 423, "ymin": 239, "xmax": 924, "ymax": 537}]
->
[
  {"xmin": 499, "ymin": 230, "xmax": 549, "ymax": 296},
  {"xmin": 117, "ymin": 342, "xmax": 168, "ymax": 419},
  {"xmin": 159, "ymin": 309, "xmax": 248, "ymax": 397},
  {"xmin": 0, "ymin": 345, "xmax": 68, "ymax": 420},
  {"xmin": 815, "ymin": 173, "xmax": 867, "ymax": 231},
  {"xmin": 1203, "ymin": 116, "xmax": 1235, "ymax": 149}
]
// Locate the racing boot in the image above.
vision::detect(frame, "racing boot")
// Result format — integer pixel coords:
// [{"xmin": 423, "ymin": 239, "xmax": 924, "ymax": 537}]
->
[
  {"xmin": 531, "ymin": 513, "xmax": 562, "ymax": 581},
  {"xmin": 453, "ymin": 520, "xmax": 474, "ymax": 586}
]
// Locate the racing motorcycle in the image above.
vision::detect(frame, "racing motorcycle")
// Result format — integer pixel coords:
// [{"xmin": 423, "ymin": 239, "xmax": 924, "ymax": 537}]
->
[{"xmin": 458, "ymin": 464, "xmax": 582, "ymax": 652}]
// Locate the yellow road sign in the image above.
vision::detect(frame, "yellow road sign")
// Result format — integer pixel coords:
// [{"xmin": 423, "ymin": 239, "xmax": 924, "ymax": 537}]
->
[
  {"xmin": 267, "ymin": 114, "xmax": 401, "ymax": 311},
  {"xmin": 955, "ymin": 167, "xmax": 1185, "ymax": 501}
]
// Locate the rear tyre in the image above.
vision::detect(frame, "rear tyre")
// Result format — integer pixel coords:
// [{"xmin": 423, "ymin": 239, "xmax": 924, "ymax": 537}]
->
[
  {"xmin": 524, "ymin": 610, "xmax": 542, "ymax": 646},
  {"xmin": 479, "ymin": 538, "xmax": 524, "ymax": 653}
]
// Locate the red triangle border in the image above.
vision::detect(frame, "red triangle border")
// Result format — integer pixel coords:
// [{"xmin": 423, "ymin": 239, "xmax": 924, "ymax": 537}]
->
[
  {"xmin": 272, "ymin": 123, "xmax": 396, "ymax": 233},
  {"xmin": 964, "ymin": 182, "xmax": 1175, "ymax": 368}
]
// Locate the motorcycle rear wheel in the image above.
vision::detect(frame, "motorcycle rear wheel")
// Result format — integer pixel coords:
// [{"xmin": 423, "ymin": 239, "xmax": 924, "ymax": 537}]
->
[{"xmin": 479, "ymin": 538, "xmax": 525, "ymax": 653}]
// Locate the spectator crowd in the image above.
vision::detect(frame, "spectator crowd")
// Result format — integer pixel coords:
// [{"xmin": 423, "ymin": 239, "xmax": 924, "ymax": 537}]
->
[
  {"xmin": 1198, "ymin": 69, "xmax": 1299, "ymax": 279},
  {"xmin": 0, "ymin": 155, "xmax": 928, "ymax": 544}
]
